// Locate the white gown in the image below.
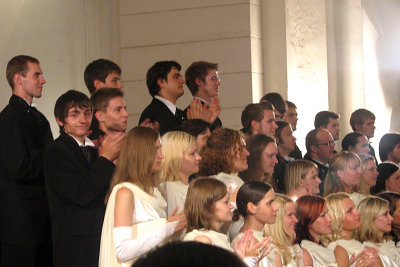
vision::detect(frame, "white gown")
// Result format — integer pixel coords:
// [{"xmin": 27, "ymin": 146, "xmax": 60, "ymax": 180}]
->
[
  {"xmin": 363, "ymin": 240, "xmax": 400, "ymax": 266},
  {"xmin": 159, "ymin": 180, "xmax": 188, "ymax": 216},
  {"xmin": 301, "ymin": 240, "xmax": 338, "ymax": 267}
]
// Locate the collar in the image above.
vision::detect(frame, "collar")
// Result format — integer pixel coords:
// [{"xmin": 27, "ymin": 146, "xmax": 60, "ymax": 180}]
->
[
  {"xmin": 312, "ymin": 157, "xmax": 329, "ymax": 167},
  {"xmin": 193, "ymin": 96, "xmax": 209, "ymax": 105},
  {"xmin": 284, "ymin": 156, "xmax": 295, "ymax": 162},
  {"xmin": 68, "ymin": 134, "xmax": 95, "ymax": 147},
  {"xmin": 155, "ymin": 95, "xmax": 177, "ymax": 115}
]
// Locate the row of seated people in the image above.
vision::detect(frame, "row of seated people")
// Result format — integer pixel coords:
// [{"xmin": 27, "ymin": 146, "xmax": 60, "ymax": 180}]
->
[{"xmin": 0, "ymin": 55, "xmax": 399, "ymax": 267}]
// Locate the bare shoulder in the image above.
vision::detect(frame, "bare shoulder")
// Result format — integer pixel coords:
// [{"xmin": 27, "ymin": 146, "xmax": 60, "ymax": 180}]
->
[{"xmin": 302, "ymin": 248, "xmax": 313, "ymax": 266}]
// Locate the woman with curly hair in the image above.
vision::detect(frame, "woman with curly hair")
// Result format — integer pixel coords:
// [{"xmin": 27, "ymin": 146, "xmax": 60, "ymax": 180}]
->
[
  {"xmin": 159, "ymin": 131, "xmax": 201, "ymax": 215},
  {"xmin": 356, "ymin": 196, "xmax": 400, "ymax": 266},
  {"xmin": 263, "ymin": 194, "xmax": 302, "ymax": 267},
  {"xmin": 324, "ymin": 192, "xmax": 381, "ymax": 267}
]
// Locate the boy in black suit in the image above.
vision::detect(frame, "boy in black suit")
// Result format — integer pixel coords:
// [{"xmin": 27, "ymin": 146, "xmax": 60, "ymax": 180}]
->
[{"xmin": 44, "ymin": 90, "xmax": 125, "ymax": 267}]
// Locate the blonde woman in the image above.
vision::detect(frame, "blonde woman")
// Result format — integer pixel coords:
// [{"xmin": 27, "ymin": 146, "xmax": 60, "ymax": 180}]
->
[
  {"xmin": 324, "ymin": 193, "xmax": 381, "ymax": 267},
  {"xmin": 352, "ymin": 155, "xmax": 378, "ymax": 207},
  {"xmin": 356, "ymin": 196, "xmax": 400, "ymax": 266},
  {"xmin": 263, "ymin": 194, "xmax": 302, "ymax": 267},
  {"xmin": 159, "ymin": 131, "xmax": 201, "ymax": 215},
  {"xmin": 99, "ymin": 127, "xmax": 186, "ymax": 266},
  {"xmin": 285, "ymin": 159, "xmax": 321, "ymax": 201},
  {"xmin": 324, "ymin": 151, "xmax": 362, "ymax": 197}
]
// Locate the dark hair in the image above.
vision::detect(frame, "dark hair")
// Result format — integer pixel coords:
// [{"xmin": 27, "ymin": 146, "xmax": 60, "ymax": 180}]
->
[
  {"xmin": 146, "ymin": 61, "xmax": 181, "ymax": 97},
  {"xmin": 350, "ymin": 109, "xmax": 375, "ymax": 131},
  {"xmin": 371, "ymin": 163, "xmax": 400, "ymax": 194},
  {"xmin": 260, "ymin": 92, "xmax": 287, "ymax": 115},
  {"xmin": 379, "ymin": 133, "xmax": 400, "ymax": 162},
  {"xmin": 275, "ymin": 121, "xmax": 290, "ymax": 142},
  {"xmin": 377, "ymin": 191, "xmax": 400, "ymax": 243},
  {"xmin": 341, "ymin": 131, "xmax": 365, "ymax": 151},
  {"xmin": 286, "ymin": 100, "xmax": 297, "ymax": 109},
  {"xmin": 234, "ymin": 181, "xmax": 272, "ymax": 220},
  {"xmin": 54, "ymin": 90, "xmax": 92, "ymax": 132},
  {"xmin": 185, "ymin": 61, "xmax": 218, "ymax": 96},
  {"xmin": 241, "ymin": 102, "xmax": 274, "ymax": 135},
  {"xmin": 132, "ymin": 241, "xmax": 246, "ymax": 267},
  {"xmin": 179, "ymin": 119, "xmax": 210, "ymax": 137},
  {"xmin": 84, "ymin": 59, "xmax": 121, "ymax": 95},
  {"xmin": 295, "ymin": 195, "xmax": 326, "ymax": 244},
  {"xmin": 6, "ymin": 55, "xmax": 39, "ymax": 89},
  {"xmin": 314, "ymin": 111, "xmax": 340, "ymax": 128}
]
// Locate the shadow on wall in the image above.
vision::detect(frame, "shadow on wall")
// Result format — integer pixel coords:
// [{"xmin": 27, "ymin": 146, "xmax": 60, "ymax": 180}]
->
[{"xmin": 363, "ymin": 0, "xmax": 400, "ymax": 132}]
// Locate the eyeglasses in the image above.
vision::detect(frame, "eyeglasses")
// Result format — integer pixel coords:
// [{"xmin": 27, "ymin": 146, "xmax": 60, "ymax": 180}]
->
[
  {"xmin": 207, "ymin": 76, "xmax": 221, "ymax": 82},
  {"xmin": 316, "ymin": 141, "xmax": 336, "ymax": 147}
]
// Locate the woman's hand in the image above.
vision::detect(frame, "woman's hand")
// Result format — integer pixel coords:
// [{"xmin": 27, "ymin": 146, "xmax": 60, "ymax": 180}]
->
[
  {"xmin": 350, "ymin": 247, "xmax": 381, "ymax": 267},
  {"xmin": 167, "ymin": 207, "xmax": 186, "ymax": 233},
  {"xmin": 234, "ymin": 230, "xmax": 273, "ymax": 261}
]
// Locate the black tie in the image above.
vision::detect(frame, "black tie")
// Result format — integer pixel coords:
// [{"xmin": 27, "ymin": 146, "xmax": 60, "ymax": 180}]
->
[{"xmin": 80, "ymin": 146, "xmax": 92, "ymax": 164}]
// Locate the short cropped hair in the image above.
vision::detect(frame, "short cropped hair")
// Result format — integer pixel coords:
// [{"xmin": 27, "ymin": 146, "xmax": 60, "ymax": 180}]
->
[
  {"xmin": 241, "ymin": 101, "xmax": 274, "ymax": 135},
  {"xmin": 179, "ymin": 119, "xmax": 210, "ymax": 138},
  {"xmin": 90, "ymin": 87, "xmax": 124, "ymax": 114},
  {"xmin": 185, "ymin": 61, "xmax": 218, "ymax": 96},
  {"xmin": 286, "ymin": 100, "xmax": 297, "ymax": 109},
  {"xmin": 305, "ymin": 129, "xmax": 321, "ymax": 152},
  {"xmin": 146, "ymin": 61, "xmax": 181, "ymax": 97},
  {"xmin": 314, "ymin": 111, "xmax": 340, "ymax": 129},
  {"xmin": 6, "ymin": 55, "xmax": 39, "ymax": 89},
  {"xmin": 350, "ymin": 109, "xmax": 375, "ymax": 131},
  {"xmin": 84, "ymin": 59, "xmax": 121, "ymax": 95},
  {"xmin": 260, "ymin": 92, "xmax": 287, "ymax": 115},
  {"xmin": 379, "ymin": 133, "xmax": 400, "ymax": 162},
  {"xmin": 54, "ymin": 90, "xmax": 92, "ymax": 132},
  {"xmin": 341, "ymin": 131, "xmax": 365, "ymax": 151}
]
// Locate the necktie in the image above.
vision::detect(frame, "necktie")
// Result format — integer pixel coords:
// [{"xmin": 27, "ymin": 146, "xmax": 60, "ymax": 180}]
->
[{"xmin": 80, "ymin": 146, "xmax": 92, "ymax": 164}]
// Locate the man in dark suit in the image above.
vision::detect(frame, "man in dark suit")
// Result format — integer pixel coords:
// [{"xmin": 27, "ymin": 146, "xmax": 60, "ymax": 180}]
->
[
  {"xmin": 139, "ymin": 61, "xmax": 186, "ymax": 136},
  {"xmin": 0, "ymin": 55, "xmax": 53, "ymax": 266},
  {"xmin": 44, "ymin": 90, "xmax": 125, "ymax": 267}
]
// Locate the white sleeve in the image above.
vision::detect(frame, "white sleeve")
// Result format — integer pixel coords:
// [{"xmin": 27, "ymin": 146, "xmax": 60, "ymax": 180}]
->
[
  {"xmin": 113, "ymin": 221, "xmax": 179, "ymax": 262},
  {"xmin": 243, "ymin": 256, "xmax": 258, "ymax": 267}
]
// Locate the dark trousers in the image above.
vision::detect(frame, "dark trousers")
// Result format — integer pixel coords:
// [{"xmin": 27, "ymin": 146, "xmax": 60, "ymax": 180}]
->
[{"xmin": 1, "ymin": 243, "xmax": 52, "ymax": 267}]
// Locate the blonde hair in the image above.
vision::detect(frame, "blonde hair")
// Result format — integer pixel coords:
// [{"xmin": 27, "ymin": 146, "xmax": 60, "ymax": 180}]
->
[
  {"xmin": 323, "ymin": 192, "xmax": 351, "ymax": 244},
  {"xmin": 285, "ymin": 159, "xmax": 318, "ymax": 194},
  {"xmin": 106, "ymin": 127, "xmax": 159, "ymax": 202},
  {"xmin": 160, "ymin": 131, "xmax": 196, "ymax": 182},
  {"xmin": 263, "ymin": 194, "xmax": 296, "ymax": 265},
  {"xmin": 324, "ymin": 151, "xmax": 361, "ymax": 196},
  {"xmin": 356, "ymin": 154, "xmax": 376, "ymax": 194},
  {"xmin": 185, "ymin": 177, "xmax": 228, "ymax": 232},
  {"xmin": 355, "ymin": 196, "xmax": 390, "ymax": 244}
]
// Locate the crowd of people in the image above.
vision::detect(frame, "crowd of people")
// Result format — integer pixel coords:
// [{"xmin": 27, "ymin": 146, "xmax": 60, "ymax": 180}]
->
[{"xmin": 0, "ymin": 55, "xmax": 400, "ymax": 267}]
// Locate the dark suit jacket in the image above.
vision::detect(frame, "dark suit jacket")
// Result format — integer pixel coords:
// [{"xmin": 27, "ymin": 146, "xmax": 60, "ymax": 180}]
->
[
  {"xmin": 304, "ymin": 153, "xmax": 329, "ymax": 195},
  {"xmin": 139, "ymin": 97, "xmax": 184, "ymax": 136},
  {"xmin": 289, "ymin": 143, "xmax": 302, "ymax": 160},
  {"xmin": 0, "ymin": 95, "xmax": 53, "ymax": 245},
  {"xmin": 44, "ymin": 132, "xmax": 115, "ymax": 267},
  {"xmin": 273, "ymin": 155, "xmax": 290, "ymax": 193}
]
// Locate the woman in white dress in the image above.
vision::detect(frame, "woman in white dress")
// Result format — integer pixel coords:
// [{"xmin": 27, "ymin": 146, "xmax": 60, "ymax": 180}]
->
[
  {"xmin": 356, "ymin": 196, "xmax": 400, "ymax": 266},
  {"xmin": 159, "ymin": 131, "xmax": 201, "ymax": 215},
  {"xmin": 183, "ymin": 177, "xmax": 272, "ymax": 267},
  {"xmin": 285, "ymin": 159, "xmax": 322, "ymax": 201},
  {"xmin": 295, "ymin": 195, "xmax": 338, "ymax": 266},
  {"xmin": 99, "ymin": 127, "xmax": 186, "ymax": 267},
  {"xmin": 352, "ymin": 155, "xmax": 378, "ymax": 207},
  {"xmin": 323, "ymin": 151, "xmax": 362, "ymax": 197},
  {"xmin": 263, "ymin": 194, "xmax": 302, "ymax": 267},
  {"xmin": 324, "ymin": 192, "xmax": 381, "ymax": 267}
]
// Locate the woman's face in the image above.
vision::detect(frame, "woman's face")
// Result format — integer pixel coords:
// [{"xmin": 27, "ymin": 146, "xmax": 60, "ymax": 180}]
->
[
  {"xmin": 254, "ymin": 189, "xmax": 279, "ymax": 224},
  {"xmin": 342, "ymin": 198, "xmax": 361, "ymax": 232},
  {"xmin": 181, "ymin": 144, "xmax": 202, "ymax": 177},
  {"xmin": 260, "ymin": 142, "xmax": 278, "ymax": 175},
  {"xmin": 309, "ymin": 207, "xmax": 333, "ymax": 239},
  {"xmin": 385, "ymin": 170, "xmax": 400, "ymax": 193},
  {"xmin": 231, "ymin": 139, "xmax": 250, "ymax": 173},
  {"xmin": 392, "ymin": 199, "xmax": 400, "ymax": 228},
  {"xmin": 388, "ymin": 143, "xmax": 400, "ymax": 164},
  {"xmin": 283, "ymin": 202, "xmax": 298, "ymax": 235},
  {"xmin": 362, "ymin": 160, "xmax": 378, "ymax": 188},
  {"xmin": 304, "ymin": 167, "xmax": 322, "ymax": 195},
  {"xmin": 151, "ymin": 138, "xmax": 164, "ymax": 173},
  {"xmin": 374, "ymin": 208, "xmax": 393, "ymax": 234},
  {"xmin": 339, "ymin": 161, "xmax": 362, "ymax": 186},
  {"xmin": 212, "ymin": 191, "xmax": 234, "ymax": 224}
]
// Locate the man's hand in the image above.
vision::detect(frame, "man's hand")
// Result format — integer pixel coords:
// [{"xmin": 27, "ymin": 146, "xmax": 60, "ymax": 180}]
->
[{"xmin": 98, "ymin": 132, "xmax": 126, "ymax": 162}]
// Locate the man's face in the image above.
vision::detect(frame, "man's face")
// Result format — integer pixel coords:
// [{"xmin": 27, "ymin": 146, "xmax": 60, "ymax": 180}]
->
[
  {"xmin": 277, "ymin": 125, "xmax": 296, "ymax": 154},
  {"xmin": 58, "ymin": 106, "xmax": 92, "ymax": 143},
  {"xmin": 351, "ymin": 135, "xmax": 370, "ymax": 155},
  {"xmin": 357, "ymin": 119, "xmax": 376, "ymax": 139},
  {"xmin": 285, "ymin": 107, "xmax": 298, "ymax": 131},
  {"xmin": 95, "ymin": 71, "xmax": 123, "ymax": 90},
  {"xmin": 162, "ymin": 67, "xmax": 185, "ymax": 99},
  {"xmin": 325, "ymin": 118, "xmax": 340, "ymax": 141},
  {"xmin": 314, "ymin": 130, "xmax": 335, "ymax": 164},
  {"xmin": 255, "ymin": 110, "xmax": 278, "ymax": 137},
  {"xmin": 199, "ymin": 69, "xmax": 220, "ymax": 98},
  {"xmin": 98, "ymin": 96, "xmax": 128, "ymax": 132},
  {"xmin": 19, "ymin": 62, "xmax": 46, "ymax": 102},
  {"xmin": 274, "ymin": 110, "xmax": 285, "ymax": 121}
]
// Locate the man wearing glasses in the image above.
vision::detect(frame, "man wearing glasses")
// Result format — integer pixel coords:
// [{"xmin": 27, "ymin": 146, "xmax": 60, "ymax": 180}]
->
[
  {"xmin": 184, "ymin": 61, "xmax": 222, "ymax": 131},
  {"xmin": 304, "ymin": 128, "xmax": 335, "ymax": 195}
]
